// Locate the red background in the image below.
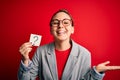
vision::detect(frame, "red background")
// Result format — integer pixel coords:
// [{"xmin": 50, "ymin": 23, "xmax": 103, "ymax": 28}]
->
[{"xmin": 0, "ymin": 0, "xmax": 120, "ymax": 80}]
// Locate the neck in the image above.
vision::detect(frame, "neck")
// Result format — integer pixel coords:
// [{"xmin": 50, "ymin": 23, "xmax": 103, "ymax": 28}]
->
[{"xmin": 54, "ymin": 39, "xmax": 71, "ymax": 51}]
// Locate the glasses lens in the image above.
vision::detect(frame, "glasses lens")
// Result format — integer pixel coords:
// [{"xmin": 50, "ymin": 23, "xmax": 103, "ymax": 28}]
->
[
  {"xmin": 51, "ymin": 20, "xmax": 59, "ymax": 27},
  {"xmin": 62, "ymin": 19, "xmax": 71, "ymax": 26}
]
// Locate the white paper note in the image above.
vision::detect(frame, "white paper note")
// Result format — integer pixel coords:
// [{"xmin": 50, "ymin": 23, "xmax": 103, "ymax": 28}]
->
[{"xmin": 29, "ymin": 34, "xmax": 42, "ymax": 46}]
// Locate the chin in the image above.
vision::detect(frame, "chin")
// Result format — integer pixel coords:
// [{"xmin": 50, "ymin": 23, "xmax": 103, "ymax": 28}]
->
[{"xmin": 56, "ymin": 37, "xmax": 69, "ymax": 41}]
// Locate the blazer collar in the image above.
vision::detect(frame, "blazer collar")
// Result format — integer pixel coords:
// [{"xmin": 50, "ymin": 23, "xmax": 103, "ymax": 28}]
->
[
  {"xmin": 46, "ymin": 42, "xmax": 58, "ymax": 80},
  {"xmin": 47, "ymin": 40, "xmax": 79, "ymax": 57},
  {"xmin": 61, "ymin": 40, "xmax": 79, "ymax": 80}
]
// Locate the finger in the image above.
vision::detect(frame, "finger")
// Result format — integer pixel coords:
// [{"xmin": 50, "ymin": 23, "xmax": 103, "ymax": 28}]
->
[
  {"xmin": 21, "ymin": 48, "xmax": 32, "ymax": 60},
  {"xmin": 19, "ymin": 43, "xmax": 32, "ymax": 52},
  {"xmin": 24, "ymin": 42, "xmax": 32, "ymax": 46},
  {"xmin": 107, "ymin": 66, "xmax": 120, "ymax": 70},
  {"xmin": 26, "ymin": 48, "xmax": 32, "ymax": 54},
  {"xmin": 20, "ymin": 42, "xmax": 32, "ymax": 50},
  {"xmin": 20, "ymin": 45, "xmax": 32, "ymax": 53},
  {"xmin": 20, "ymin": 48, "xmax": 32, "ymax": 55},
  {"xmin": 102, "ymin": 61, "xmax": 110, "ymax": 65}
]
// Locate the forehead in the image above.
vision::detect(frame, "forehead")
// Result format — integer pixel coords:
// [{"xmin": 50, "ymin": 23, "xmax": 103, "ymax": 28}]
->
[{"xmin": 52, "ymin": 12, "xmax": 71, "ymax": 20}]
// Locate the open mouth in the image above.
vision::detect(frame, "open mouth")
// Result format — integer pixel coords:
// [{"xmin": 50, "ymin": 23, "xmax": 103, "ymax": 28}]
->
[{"xmin": 57, "ymin": 30, "xmax": 66, "ymax": 35}]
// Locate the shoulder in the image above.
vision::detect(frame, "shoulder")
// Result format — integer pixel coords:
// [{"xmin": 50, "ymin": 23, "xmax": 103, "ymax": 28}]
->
[
  {"xmin": 36, "ymin": 42, "xmax": 54, "ymax": 52},
  {"xmin": 72, "ymin": 40, "xmax": 91, "ymax": 56}
]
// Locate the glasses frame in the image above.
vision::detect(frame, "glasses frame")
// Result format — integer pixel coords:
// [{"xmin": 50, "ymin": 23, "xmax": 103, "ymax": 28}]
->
[{"xmin": 51, "ymin": 18, "xmax": 72, "ymax": 27}]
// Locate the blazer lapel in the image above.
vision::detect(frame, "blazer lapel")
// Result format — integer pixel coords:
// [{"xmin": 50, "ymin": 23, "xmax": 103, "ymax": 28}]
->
[
  {"xmin": 61, "ymin": 41, "xmax": 79, "ymax": 80},
  {"xmin": 46, "ymin": 43, "xmax": 58, "ymax": 80}
]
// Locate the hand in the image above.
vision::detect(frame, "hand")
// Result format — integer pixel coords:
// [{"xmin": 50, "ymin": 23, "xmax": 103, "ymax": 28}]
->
[
  {"xmin": 19, "ymin": 42, "xmax": 32, "ymax": 66},
  {"xmin": 96, "ymin": 61, "xmax": 120, "ymax": 73}
]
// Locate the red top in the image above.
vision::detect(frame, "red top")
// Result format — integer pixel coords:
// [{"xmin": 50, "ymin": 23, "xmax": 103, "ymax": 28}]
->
[{"xmin": 55, "ymin": 47, "xmax": 71, "ymax": 80}]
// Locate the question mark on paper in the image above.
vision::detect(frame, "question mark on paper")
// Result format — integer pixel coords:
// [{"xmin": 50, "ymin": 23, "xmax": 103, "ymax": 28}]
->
[{"xmin": 33, "ymin": 36, "xmax": 38, "ymax": 45}]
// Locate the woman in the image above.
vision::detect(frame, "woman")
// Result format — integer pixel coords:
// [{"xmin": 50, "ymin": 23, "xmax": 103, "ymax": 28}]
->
[{"xmin": 18, "ymin": 9, "xmax": 120, "ymax": 80}]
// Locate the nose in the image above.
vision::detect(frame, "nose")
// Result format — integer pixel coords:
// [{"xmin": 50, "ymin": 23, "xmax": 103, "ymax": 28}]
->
[{"xmin": 58, "ymin": 21, "xmax": 64, "ymax": 28}]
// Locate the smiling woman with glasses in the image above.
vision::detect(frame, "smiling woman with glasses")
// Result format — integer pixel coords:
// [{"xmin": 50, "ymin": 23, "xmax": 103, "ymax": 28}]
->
[{"xmin": 18, "ymin": 9, "xmax": 120, "ymax": 80}]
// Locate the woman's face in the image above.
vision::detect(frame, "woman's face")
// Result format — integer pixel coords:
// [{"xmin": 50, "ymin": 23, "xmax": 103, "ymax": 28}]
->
[{"xmin": 50, "ymin": 12, "xmax": 74, "ymax": 41}]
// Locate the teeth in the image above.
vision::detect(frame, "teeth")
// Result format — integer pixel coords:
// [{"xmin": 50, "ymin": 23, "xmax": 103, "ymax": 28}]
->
[
  {"xmin": 58, "ymin": 31, "xmax": 64, "ymax": 33},
  {"xmin": 57, "ymin": 31, "xmax": 65, "ymax": 34}
]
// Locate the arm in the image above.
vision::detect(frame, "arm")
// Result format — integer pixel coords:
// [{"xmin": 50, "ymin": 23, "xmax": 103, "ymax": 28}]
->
[
  {"xmin": 18, "ymin": 42, "xmax": 40, "ymax": 80},
  {"xmin": 81, "ymin": 52, "xmax": 105, "ymax": 80},
  {"xmin": 95, "ymin": 61, "xmax": 120, "ymax": 73},
  {"xmin": 83, "ymin": 57, "xmax": 120, "ymax": 80}
]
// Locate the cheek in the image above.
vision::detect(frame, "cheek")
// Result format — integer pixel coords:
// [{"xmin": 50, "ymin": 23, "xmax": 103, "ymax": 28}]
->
[
  {"xmin": 50, "ymin": 28, "xmax": 56, "ymax": 34},
  {"xmin": 67, "ymin": 27, "xmax": 74, "ymax": 33}
]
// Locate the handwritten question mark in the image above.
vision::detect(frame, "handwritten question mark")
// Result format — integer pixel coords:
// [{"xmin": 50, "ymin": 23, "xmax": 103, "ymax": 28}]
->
[{"xmin": 33, "ymin": 36, "xmax": 38, "ymax": 45}]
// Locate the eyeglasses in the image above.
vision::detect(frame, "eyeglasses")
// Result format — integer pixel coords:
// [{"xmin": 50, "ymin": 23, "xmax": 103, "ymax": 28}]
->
[{"xmin": 51, "ymin": 19, "xmax": 72, "ymax": 27}]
